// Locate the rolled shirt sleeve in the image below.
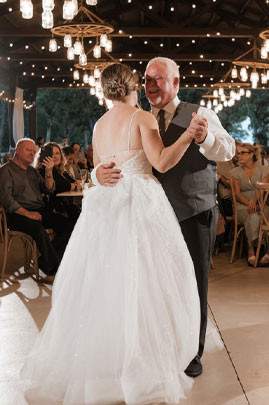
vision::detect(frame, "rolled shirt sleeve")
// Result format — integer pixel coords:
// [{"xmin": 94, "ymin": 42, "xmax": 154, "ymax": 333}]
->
[{"xmin": 197, "ymin": 106, "xmax": 236, "ymax": 162}]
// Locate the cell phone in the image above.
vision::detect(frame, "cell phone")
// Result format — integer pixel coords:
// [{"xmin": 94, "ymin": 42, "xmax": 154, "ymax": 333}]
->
[{"xmin": 39, "ymin": 145, "xmax": 53, "ymax": 163}]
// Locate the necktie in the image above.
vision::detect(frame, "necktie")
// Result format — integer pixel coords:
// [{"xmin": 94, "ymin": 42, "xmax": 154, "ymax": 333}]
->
[{"xmin": 158, "ymin": 109, "xmax": 166, "ymax": 137}]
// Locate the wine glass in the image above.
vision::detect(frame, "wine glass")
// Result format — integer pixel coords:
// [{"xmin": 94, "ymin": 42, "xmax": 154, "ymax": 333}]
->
[{"xmin": 80, "ymin": 169, "xmax": 89, "ymax": 189}]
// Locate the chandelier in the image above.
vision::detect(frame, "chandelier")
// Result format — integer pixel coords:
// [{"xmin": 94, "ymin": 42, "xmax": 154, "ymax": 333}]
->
[
  {"xmin": 201, "ymin": 82, "xmax": 251, "ymax": 114},
  {"xmin": 51, "ymin": 3, "xmax": 114, "ymax": 66},
  {"xmin": 19, "ymin": 1, "xmax": 99, "ymax": 25},
  {"xmin": 230, "ymin": 42, "xmax": 269, "ymax": 88}
]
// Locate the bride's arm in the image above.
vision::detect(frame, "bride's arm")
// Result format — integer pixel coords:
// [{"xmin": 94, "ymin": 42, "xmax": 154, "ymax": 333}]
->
[{"xmin": 139, "ymin": 111, "xmax": 194, "ymax": 173}]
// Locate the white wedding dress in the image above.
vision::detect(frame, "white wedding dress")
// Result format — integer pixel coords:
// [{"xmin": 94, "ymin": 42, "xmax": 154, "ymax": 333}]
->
[{"xmin": 22, "ymin": 111, "xmax": 202, "ymax": 404}]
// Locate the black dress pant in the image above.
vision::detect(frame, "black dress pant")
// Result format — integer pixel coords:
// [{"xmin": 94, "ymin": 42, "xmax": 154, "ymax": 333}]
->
[
  {"xmin": 7, "ymin": 211, "xmax": 74, "ymax": 275},
  {"xmin": 179, "ymin": 206, "xmax": 217, "ymax": 357}
]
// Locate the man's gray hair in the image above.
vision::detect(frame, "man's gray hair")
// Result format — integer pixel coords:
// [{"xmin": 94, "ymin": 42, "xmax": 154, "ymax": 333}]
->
[
  {"xmin": 16, "ymin": 137, "xmax": 35, "ymax": 150},
  {"xmin": 146, "ymin": 57, "xmax": 180, "ymax": 79}
]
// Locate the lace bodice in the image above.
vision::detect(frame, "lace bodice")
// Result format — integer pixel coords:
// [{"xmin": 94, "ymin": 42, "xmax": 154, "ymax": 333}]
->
[{"xmin": 100, "ymin": 150, "xmax": 152, "ymax": 176}]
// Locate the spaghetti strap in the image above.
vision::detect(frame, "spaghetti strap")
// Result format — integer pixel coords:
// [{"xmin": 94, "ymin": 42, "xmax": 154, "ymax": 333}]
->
[{"xmin": 127, "ymin": 109, "xmax": 140, "ymax": 152}]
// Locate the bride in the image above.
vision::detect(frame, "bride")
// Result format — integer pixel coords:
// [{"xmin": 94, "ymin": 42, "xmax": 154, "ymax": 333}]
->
[{"xmin": 22, "ymin": 63, "xmax": 206, "ymax": 404}]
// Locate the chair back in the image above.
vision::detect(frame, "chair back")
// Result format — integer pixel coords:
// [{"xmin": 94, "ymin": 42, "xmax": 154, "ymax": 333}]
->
[{"xmin": 230, "ymin": 179, "xmax": 238, "ymax": 228}]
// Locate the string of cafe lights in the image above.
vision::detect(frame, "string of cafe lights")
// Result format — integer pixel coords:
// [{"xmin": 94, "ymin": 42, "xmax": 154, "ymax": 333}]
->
[{"xmin": 0, "ymin": 90, "xmax": 35, "ymax": 110}]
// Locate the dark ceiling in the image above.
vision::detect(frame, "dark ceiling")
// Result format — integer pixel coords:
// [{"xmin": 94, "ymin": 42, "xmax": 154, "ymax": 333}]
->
[{"xmin": 0, "ymin": 0, "xmax": 269, "ymax": 89}]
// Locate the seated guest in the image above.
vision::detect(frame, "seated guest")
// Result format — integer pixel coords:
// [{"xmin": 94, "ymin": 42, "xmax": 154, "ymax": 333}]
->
[
  {"xmin": 71, "ymin": 142, "xmax": 87, "ymax": 169},
  {"xmin": 217, "ymin": 158, "xmax": 237, "ymax": 218},
  {"xmin": 231, "ymin": 143, "xmax": 269, "ymax": 266},
  {"xmin": 62, "ymin": 146, "xmax": 81, "ymax": 180},
  {"xmin": 37, "ymin": 142, "xmax": 81, "ymax": 223},
  {"xmin": 0, "ymin": 138, "xmax": 72, "ymax": 281}
]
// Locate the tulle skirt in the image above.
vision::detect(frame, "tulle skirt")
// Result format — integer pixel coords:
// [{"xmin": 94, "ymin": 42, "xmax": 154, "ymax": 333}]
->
[{"xmin": 22, "ymin": 174, "xmax": 202, "ymax": 404}]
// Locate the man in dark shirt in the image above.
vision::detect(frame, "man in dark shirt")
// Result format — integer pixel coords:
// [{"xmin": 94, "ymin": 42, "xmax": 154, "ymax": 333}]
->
[{"xmin": 0, "ymin": 138, "xmax": 72, "ymax": 281}]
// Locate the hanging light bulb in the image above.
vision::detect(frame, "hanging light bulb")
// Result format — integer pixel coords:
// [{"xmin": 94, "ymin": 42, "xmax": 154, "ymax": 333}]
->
[
  {"xmin": 105, "ymin": 39, "xmax": 112, "ymax": 53},
  {"xmin": 235, "ymin": 92, "xmax": 241, "ymax": 101},
  {"xmin": 64, "ymin": 34, "xmax": 72, "ymax": 48},
  {"xmin": 79, "ymin": 52, "xmax": 87, "ymax": 66},
  {"xmin": 42, "ymin": 0, "xmax": 54, "ymax": 10},
  {"xmin": 93, "ymin": 44, "xmax": 101, "ymax": 59},
  {"xmin": 220, "ymin": 94, "xmax": 226, "ymax": 102},
  {"xmin": 229, "ymin": 99, "xmax": 235, "ymax": 107},
  {"xmin": 88, "ymin": 75, "xmax": 95, "ymax": 86},
  {"xmin": 94, "ymin": 67, "xmax": 101, "ymax": 79},
  {"xmin": 263, "ymin": 39, "xmax": 269, "ymax": 52},
  {"xmin": 223, "ymin": 100, "xmax": 228, "ymax": 107},
  {"xmin": 213, "ymin": 89, "xmax": 218, "ymax": 98},
  {"xmin": 73, "ymin": 70, "xmax": 80, "ymax": 80},
  {"xmin": 86, "ymin": 0, "xmax": 98, "ymax": 5},
  {"xmin": 213, "ymin": 99, "xmax": 218, "ymax": 107},
  {"xmin": 261, "ymin": 47, "xmax": 268, "ymax": 59},
  {"xmin": 200, "ymin": 99, "xmax": 205, "ymax": 106},
  {"xmin": 239, "ymin": 88, "xmax": 245, "ymax": 96},
  {"xmin": 83, "ymin": 72, "xmax": 89, "ymax": 84},
  {"xmin": 63, "ymin": 0, "xmax": 75, "ymax": 20},
  {"xmin": 218, "ymin": 87, "xmax": 224, "ymax": 96},
  {"xmin": 246, "ymin": 89, "xmax": 251, "ymax": 98},
  {"xmin": 217, "ymin": 104, "xmax": 223, "ymax": 111},
  {"xmin": 67, "ymin": 46, "xmax": 75, "ymax": 60},
  {"xmin": 21, "ymin": 0, "xmax": 33, "ymax": 19},
  {"xmin": 207, "ymin": 100, "xmax": 212, "ymax": 109},
  {"xmin": 49, "ymin": 38, "xmax": 57, "ymax": 52},
  {"xmin": 230, "ymin": 90, "xmax": 236, "ymax": 99},
  {"xmin": 231, "ymin": 66, "xmax": 238, "ymax": 79},
  {"xmin": 100, "ymin": 34, "xmax": 108, "ymax": 48},
  {"xmin": 261, "ymin": 73, "xmax": 268, "ymax": 84},
  {"xmin": 90, "ymin": 87, "xmax": 96, "ymax": 95},
  {"xmin": 99, "ymin": 99, "xmax": 104, "ymax": 106},
  {"xmin": 239, "ymin": 67, "xmax": 248, "ymax": 82},
  {"xmin": 42, "ymin": 10, "xmax": 53, "ymax": 29},
  {"xmin": 74, "ymin": 39, "xmax": 83, "ymax": 55},
  {"xmin": 250, "ymin": 70, "xmax": 259, "ymax": 85}
]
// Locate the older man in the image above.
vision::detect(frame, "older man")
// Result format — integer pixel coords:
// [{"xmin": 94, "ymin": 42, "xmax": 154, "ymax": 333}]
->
[
  {"xmin": 0, "ymin": 138, "xmax": 72, "ymax": 281},
  {"xmin": 92, "ymin": 58, "xmax": 235, "ymax": 377}
]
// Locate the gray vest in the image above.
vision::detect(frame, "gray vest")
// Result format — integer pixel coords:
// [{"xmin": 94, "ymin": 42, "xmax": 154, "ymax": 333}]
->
[{"xmin": 154, "ymin": 101, "xmax": 217, "ymax": 222}]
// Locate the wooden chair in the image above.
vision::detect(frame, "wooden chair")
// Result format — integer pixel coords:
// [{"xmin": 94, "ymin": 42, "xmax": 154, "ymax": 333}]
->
[
  {"xmin": 254, "ymin": 182, "xmax": 269, "ymax": 267},
  {"xmin": 0, "ymin": 206, "xmax": 39, "ymax": 281},
  {"xmin": 230, "ymin": 180, "xmax": 245, "ymax": 263}
]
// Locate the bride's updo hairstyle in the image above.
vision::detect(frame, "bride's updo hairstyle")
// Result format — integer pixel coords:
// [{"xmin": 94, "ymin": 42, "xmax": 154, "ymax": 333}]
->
[{"xmin": 101, "ymin": 63, "xmax": 138, "ymax": 101}]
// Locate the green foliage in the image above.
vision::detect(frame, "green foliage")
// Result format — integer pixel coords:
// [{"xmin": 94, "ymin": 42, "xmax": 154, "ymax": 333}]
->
[
  {"xmin": 36, "ymin": 89, "xmax": 105, "ymax": 146},
  {"xmin": 218, "ymin": 90, "xmax": 269, "ymax": 145}
]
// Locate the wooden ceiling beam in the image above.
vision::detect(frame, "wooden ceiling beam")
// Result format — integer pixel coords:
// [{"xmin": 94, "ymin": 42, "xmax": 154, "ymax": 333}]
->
[
  {"xmin": 0, "ymin": 27, "xmax": 258, "ymax": 38},
  {"xmin": 0, "ymin": 53, "xmax": 236, "ymax": 62}
]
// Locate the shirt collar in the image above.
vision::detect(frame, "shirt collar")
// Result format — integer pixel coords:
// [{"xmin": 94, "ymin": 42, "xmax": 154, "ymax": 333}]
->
[{"xmin": 152, "ymin": 96, "xmax": 180, "ymax": 117}]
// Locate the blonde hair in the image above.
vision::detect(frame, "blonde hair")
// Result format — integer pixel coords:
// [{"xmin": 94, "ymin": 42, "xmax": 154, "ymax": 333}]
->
[
  {"xmin": 237, "ymin": 142, "xmax": 260, "ymax": 162},
  {"xmin": 101, "ymin": 63, "xmax": 139, "ymax": 100}
]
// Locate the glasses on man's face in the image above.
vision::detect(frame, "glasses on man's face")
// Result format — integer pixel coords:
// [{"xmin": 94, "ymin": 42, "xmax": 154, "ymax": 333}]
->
[{"xmin": 237, "ymin": 151, "xmax": 252, "ymax": 156}]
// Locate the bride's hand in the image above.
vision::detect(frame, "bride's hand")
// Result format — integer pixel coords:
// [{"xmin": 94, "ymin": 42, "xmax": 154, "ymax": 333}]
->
[{"xmin": 96, "ymin": 162, "xmax": 123, "ymax": 186}]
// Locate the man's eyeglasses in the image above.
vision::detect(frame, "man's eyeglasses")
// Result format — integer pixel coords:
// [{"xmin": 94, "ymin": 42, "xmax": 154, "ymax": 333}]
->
[{"xmin": 237, "ymin": 151, "xmax": 252, "ymax": 156}]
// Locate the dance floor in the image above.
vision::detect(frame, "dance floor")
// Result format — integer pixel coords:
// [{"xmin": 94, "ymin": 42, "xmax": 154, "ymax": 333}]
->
[{"xmin": 0, "ymin": 252, "xmax": 269, "ymax": 405}]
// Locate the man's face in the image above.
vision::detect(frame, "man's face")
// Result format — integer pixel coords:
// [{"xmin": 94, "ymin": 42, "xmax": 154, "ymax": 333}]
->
[
  {"xmin": 145, "ymin": 62, "xmax": 179, "ymax": 108},
  {"xmin": 16, "ymin": 141, "xmax": 36, "ymax": 166}
]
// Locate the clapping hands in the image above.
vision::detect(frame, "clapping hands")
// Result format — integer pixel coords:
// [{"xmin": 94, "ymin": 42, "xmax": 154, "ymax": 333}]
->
[{"xmin": 188, "ymin": 112, "xmax": 208, "ymax": 144}]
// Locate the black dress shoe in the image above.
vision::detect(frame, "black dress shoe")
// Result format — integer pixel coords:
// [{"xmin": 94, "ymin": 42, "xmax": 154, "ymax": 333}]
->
[{"xmin": 184, "ymin": 356, "xmax": 203, "ymax": 378}]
